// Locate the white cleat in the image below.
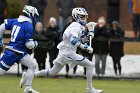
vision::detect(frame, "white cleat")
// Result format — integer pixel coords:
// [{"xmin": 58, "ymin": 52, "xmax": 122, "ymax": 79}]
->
[
  {"xmin": 87, "ymin": 88, "xmax": 103, "ymax": 93},
  {"xmin": 24, "ymin": 87, "xmax": 40, "ymax": 93},
  {"xmin": 20, "ymin": 72, "xmax": 26, "ymax": 88}
]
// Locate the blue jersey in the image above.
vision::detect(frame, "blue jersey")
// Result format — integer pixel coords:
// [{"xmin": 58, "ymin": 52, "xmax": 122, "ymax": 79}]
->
[
  {"xmin": 4, "ymin": 18, "xmax": 34, "ymax": 53},
  {"xmin": 0, "ymin": 16, "xmax": 34, "ymax": 71}
]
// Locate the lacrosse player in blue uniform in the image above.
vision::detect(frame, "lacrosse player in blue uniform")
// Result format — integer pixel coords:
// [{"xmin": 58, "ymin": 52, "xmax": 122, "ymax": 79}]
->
[{"xmin": 0, "ymin": 5, "xmax": 40, "ymax": 93}]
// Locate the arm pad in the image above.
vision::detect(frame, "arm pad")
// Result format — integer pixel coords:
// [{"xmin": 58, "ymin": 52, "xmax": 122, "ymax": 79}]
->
[
  {"xmin": 70, "ymin": 36, "xmax": 81, "ymax": 46},
  {"xmin": 25, "ymin": 39, "xmax": 38, "ymax": 49}
]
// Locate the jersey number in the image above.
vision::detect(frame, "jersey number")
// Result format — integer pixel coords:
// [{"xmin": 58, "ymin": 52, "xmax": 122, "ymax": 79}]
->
[{"xmin": 11, "ymin": 25, "xmax": 21, "ymax": 42}]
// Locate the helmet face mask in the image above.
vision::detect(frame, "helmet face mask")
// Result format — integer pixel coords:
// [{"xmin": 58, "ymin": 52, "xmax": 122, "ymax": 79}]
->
[
  {"xmin": 30, "ymin": 14, "xmax": 39, "ymax": 28},
  {"xmin": 77, "ymin": 14, "xmax": 88, "ymax": 24}
]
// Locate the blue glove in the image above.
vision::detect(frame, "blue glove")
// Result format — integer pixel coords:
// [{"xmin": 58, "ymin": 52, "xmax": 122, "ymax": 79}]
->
[
  {"xmin": 0, "ymin": 38, "xmax": 4, "ymax": 47},
  {"xmin": 79, "ymin": 43, "xmax": 93, "ymax": 53},
  {"xmin": 83, "ymin": 43, "xmax": 89, "ymax": 49}
]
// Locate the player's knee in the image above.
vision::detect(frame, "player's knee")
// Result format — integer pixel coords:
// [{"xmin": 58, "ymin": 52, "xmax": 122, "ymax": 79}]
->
[
  {"xmin": 32, "ymin": 62, "xmax": 37, "ymax": 69},
  {"xmin": 29, "ymin": 61, "xmax": 37, "ymax": 70},
  {"xmin": 86, "ymin": 62, "xmax": 94, "ymax": 69}
]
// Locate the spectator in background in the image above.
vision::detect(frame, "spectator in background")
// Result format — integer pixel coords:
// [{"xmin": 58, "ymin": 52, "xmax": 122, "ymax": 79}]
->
[
  {"xmin": 56, "ymin": 0, "xmax": 76, "ymax": 34},
  {"xmin": 93, "ymin": 17, "xmax": 110, "ymax": 77},
  {"xmin": 0, "ymin": 0, "xmax": 7, "ymax": 54},
  {"xmin": 27, "ymin": 0, "xmax": 47, "ymax": 24},
  {"xmin": 110, "ymin": 21, "xmax": 124, "ymax": 77},
  {"xmin": 45, "ymin": 17, "xmax": 60, "ymax": 68},
  {"xmin": 34, "ymin": 22, "xmax": 47, "ymax": 70},
  {"xmin": 129, "ymin": 0, "xmax": 140, "ymax": 37}
]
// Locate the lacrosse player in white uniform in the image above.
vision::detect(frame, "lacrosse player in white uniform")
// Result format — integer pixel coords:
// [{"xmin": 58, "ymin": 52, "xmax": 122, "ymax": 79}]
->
[{"xmin": 21, "ymin": 7, "xmax": 103, "ymax": 93}]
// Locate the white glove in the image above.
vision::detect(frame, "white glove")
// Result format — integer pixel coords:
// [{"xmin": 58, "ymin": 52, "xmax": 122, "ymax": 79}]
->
[
  {"xmin": 86, "ymin": 22, "xmax": 97, "ymax": 31},
  {"xmin": 26, "ymin": 39, "xmax": 38, "ymax": 49},
  {"xmin": 86, "ymin": 46, "xmax": 93, "ymax": 54},
  {"xmin": 79, "ymin": 43, "xmax": 93, "ymax": 54},
  {"xmin": 88, "ymin": 31, "xmax": 94, "ymax": 39}
]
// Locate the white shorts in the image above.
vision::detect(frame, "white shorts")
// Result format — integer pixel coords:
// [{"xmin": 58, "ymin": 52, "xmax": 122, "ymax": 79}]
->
[{"xmin": 53, "ymin": 50, "xmax": 86, "ymax": 69}]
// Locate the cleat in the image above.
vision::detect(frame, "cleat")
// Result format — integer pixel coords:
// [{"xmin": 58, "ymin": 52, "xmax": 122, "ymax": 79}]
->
[
  {"xmin": 24, "ymin": 87, "xmax": 40, "ymax": 93},
  {"xmin": 20, "ymin": 72, "xmax": 26, "ymax": 88},
  {"xmin": 87, "ymin": 88, "xmax": 103, "ymax": 93}
]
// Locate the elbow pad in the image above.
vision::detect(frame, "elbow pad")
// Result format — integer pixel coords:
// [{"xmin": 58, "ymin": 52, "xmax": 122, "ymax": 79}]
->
[
  {"xmin": 70, "ymin": 36, "xmax": 80, "ymax": 46},
  {"xmin": 26, "ymin": 39, "xmax": 38, "ymax": 49}
]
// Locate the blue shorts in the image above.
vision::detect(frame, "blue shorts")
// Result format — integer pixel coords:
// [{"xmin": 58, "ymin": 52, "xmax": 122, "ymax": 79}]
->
[{"xmin": 0, "ymin": 49, "xmax": 27, "ymax": 71}]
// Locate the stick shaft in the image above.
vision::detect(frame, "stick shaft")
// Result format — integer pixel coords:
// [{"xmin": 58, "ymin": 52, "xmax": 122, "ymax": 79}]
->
[{"xmin": 89, "ymin": 36, "xmax": 92, "ymax": 47}]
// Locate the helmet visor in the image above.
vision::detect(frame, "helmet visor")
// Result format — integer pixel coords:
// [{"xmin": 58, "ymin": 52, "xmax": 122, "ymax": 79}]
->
[
  {"xmin": 78, "ymin": 14, "xmax": 88, "ymax": 20},
  {"xmin": 78, "ymin": 14, "xmax": 88, "ymax": 24}
]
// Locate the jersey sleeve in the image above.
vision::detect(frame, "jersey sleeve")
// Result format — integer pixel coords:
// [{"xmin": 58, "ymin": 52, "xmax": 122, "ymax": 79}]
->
[
  {"xmin": 4, "ymin": 19, "xmax": 15, "ymax": 30},
  {"xmin": 68, "ymin": 23, "xmax": 81, "ymax": 46},
  {"xmin": 68, "ymin": 23, "xmax": 81, "ymax": 38},
  {"xmin": 25, "ymin": 23, "xmax": 34, "ymax": 42}
]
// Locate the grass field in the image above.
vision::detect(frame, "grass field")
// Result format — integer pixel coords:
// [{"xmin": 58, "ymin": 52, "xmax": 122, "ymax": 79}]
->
[{"xmin": 0, "ymin": 76, "xmax": 140, "ymax": 93}]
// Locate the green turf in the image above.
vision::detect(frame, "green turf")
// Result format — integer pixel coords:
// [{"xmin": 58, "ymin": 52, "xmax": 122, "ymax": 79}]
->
[{"xmin": 0, "ymin": 76, "xmax": 140, "ymax": 93}]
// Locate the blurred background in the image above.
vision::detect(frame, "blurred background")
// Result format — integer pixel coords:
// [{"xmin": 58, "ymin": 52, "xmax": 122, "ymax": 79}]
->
[{"xmin": 1, "ymin": 0, "xmax": 140, "ymax": 79}]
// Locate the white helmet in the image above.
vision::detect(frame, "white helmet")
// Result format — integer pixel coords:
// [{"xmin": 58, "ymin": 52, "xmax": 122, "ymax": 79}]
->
[
  {"xmin": 72, "ymin": 7, "xmax": 88, "ymax": 25},
  {"xmin": 23, "ymin": 5, "xmax": 39, "ymax": 18}
]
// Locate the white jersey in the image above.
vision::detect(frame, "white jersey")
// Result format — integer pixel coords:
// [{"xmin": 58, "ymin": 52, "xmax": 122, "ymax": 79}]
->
[{"xmin": 57, "ymin": 22, "xmax": 85, "ymax": 52}]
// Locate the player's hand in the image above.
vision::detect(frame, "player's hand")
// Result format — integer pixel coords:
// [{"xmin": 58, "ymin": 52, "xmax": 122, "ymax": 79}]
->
[
  {"xmin": 86, "ymin": 22, "xmax": 97, "ymax": 32},
  {"xmin": 79, "ymin": 43, "xmax": 93, "ymax": 54},
  {"xmin": 86, "ymin": 46, "xmax": 93, "ymax": 54}
]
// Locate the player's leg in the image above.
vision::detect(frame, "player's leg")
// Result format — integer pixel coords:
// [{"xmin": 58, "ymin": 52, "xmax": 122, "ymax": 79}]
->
[
  {"xmin": 35, "ymin": 55, "xmax": 64, "ymax": 77},
  {"xmin": 0, "ymin": 49, "xmax": 21, "ymax": 75},
  {"xmin": 72, "ymin": 53, "xmax": 102, "ymax": 93},
  {"xmin": 35, "ymin": 62, "xmax": 63, "ymax": 77},
  {"xmin": 77, "ymin": 58, "xmax": 94, "ymax": 89},
  {"xmin": 49, "ymin": 62, "xmax": 64, "ymax": 76},
  {"xmin": 20, "ymin": 55, "xmax": 39, "ymax": 93},
  {"xmin": 0, "ymin": 68, "xmax": 6, "ymax": 75}
]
